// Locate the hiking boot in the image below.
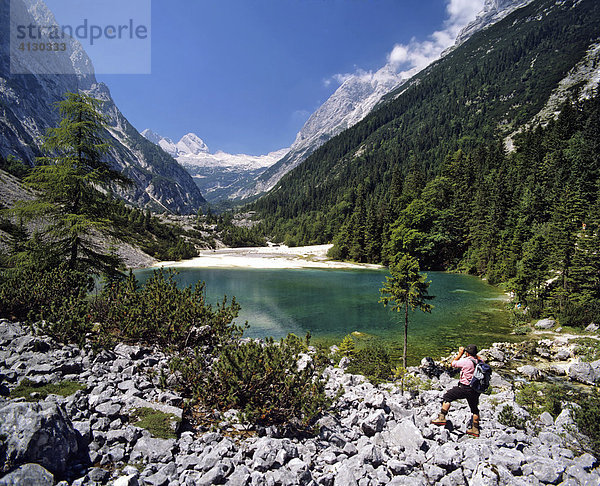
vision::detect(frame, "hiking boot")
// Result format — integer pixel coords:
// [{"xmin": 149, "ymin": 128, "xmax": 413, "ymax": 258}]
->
[
  {"xmin": 431, "ymin": 411, "xmax": 447, "ymax": 426},
  {"xmin": 466, "ymin": 420, "xmax": 480, "ymax": 437}
]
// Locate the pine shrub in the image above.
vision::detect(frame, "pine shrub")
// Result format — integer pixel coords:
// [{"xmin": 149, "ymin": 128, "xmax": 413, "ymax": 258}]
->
[
  {"xmin": 346, "ymin": 343, "xmax": 394, "ymax": 383},
  {"xmin": 572, "ymin": 391, "xmax": 600, "ymax": 457},
  {"xmin": 92, "ymin": 269, "xmax": 243, "ymax": 350},
  {"xmin": 179, "ymin": 334, "xmax": 331, "ymax": 428}
]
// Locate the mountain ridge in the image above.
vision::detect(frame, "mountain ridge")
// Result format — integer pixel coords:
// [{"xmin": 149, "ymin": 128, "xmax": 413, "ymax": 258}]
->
[
  {"xmin": 238, "ymin": 0, "xmax": 536, "ymax": 199},
  {"xmin": 0, "ymin": 0, "xmax": 205, "ymax": 214}
]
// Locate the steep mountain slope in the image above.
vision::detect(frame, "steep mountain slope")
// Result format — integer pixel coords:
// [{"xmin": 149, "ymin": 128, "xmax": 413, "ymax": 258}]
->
[
  {"xmin": 0, "ymin": 0, "xmax": 205, "ymax": 214},
  {"xmin": 255, "ymin": 0, "xmax": 600, "ymax": 245},
  {"xmin": 240, "ymin": 0, "xmax": 535, "ymax": 199},
  {"xmin": 141, "ymin": 130, "xmax": 287, "ymax": 202}
]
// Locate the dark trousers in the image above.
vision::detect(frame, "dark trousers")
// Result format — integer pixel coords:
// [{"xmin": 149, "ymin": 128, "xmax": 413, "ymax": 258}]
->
[{"xmin": 442, "ymin": 383, "xmax": 480, "ymax": 415}]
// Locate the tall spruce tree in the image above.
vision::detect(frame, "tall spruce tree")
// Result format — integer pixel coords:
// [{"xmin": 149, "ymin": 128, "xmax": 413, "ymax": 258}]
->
[{"xmin": 14, "ymin": 92, "xmax": 128, "ymax": 275}]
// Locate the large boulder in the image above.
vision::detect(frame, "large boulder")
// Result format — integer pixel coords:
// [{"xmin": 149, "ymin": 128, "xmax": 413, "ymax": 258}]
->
[
  {"xmin": 535, "ymin": 318, "xmax": 556, "ymax": 329},
  {"xmin": 517, "ymin": 365, "xmax": 542, "ymax": 381},
  {"xmin": 0, "ymin": 463, "xmax": 54, "ymax": 486},
  {"xmin": 568, "ymin": 362, "xmax": 597, "ymax": 385},
  {"xmin": 0, "ymin": 402, "xmax": 78, "ymax": 475}
]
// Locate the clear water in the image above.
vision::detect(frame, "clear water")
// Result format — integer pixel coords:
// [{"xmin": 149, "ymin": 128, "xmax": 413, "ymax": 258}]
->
[{"xmin": 134, "ymin": 267, "xmax": 518, "ymax": 365}]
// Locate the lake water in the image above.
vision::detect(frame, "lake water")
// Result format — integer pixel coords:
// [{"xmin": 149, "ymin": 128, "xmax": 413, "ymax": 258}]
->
[{"xmin": 135, "ymin": 267, "xmax": 517, "ymax": 364}]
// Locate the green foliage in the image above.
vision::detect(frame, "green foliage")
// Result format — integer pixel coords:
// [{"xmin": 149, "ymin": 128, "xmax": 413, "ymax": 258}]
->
[
  {"xmin": 12, "ymin": 92, "xmax": 127, "ymax": 276},
  {"xmin": 92, "ymin": 269, "xmax": 243, "ymax": 350},
  {"xmin": 392, "ymin": 366, "xmax": 427, "ymax": 392},
  {"xmin": 513, "ymin": 325, "xmax": 532, "ymax": 336},
  {"xmin": 338, "ymin": 334, "xmax": 357, "ymax": 358},
  {"xmin": 129, "ymin": 407, "xmax": 180, "ymax": 439},
  {"xmin": 498, "ymin": 404, "xmax": 528, "ymax": 430},
  {"xmin": 572, "ymin": 390, "xmax": 600, "ymax": 457},
  {"xmin": 0, "ymin": 155, "xmax": 30, "ymax": 179},
  {"xmin": 179, "ymin": 334, "xmax": 330, "ymax": 428},
  {"xmin": 0, "ymin": 263, "xmax": 94, "ymax": 343},
  {"xmin": 380, "ymin": 254, "xmax": 433, "ymax": 371},
  {"xmin": 572, "ymin": 338, "xmax": 600, "ymax": 362},
  {"xmin": 10, "ymin": 378, "xmax": 85, "ymax": 401},
  {"xmin": 516, "ymin": 383, "xmax": 565, "ymax": 418},
  {"xmin": 346, "ymin": 344, "xmax": 395, "ymax": 384}
]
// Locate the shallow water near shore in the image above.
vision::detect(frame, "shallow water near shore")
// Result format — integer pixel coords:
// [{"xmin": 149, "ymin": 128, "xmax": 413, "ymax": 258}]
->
[{"xmin": 134, "ymin": 267, "xmax": 519, "ymax": 365}]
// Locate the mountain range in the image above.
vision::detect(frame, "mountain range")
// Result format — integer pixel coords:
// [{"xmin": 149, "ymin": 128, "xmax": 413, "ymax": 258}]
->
[
  {"xmin": 140, "ymin": 130, "xmax": 287, "ymax": 203},
  {"xmin": 254, "ymin": 0, "xmax": 600, "ymax": 246},
  {"xmin": 142, "ymin": 0, "xmax": 536, "ymax": 203},
  {"xmin": 0, "ymin": 0, "xmax": 205, "ymax": 214}
]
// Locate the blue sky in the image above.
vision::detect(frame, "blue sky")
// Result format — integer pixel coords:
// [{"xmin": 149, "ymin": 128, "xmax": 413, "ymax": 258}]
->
[{"xmin": 47, "ymin": 0, "xmax": 484, "ymax": 155}]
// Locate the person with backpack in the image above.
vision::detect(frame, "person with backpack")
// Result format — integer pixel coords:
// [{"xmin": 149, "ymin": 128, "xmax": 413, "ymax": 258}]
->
[{"xmin": 430, "ymin": 344, "xmax": 489, "ymax": 437}]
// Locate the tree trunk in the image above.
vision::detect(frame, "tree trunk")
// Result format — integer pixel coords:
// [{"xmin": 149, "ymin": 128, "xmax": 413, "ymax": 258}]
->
[
  {"xmin": 402, "ymin": 298, "xmax": 409, "ymax": 395},
  {"xmin": 404, "ymin": 299, "xmax": 408, "ymax": 370}
]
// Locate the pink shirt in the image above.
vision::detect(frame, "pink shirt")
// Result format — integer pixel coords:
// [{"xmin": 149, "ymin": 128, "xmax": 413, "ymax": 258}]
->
[{"xmin": 452, "ymin": 357, "xmax": 476, "ymax": 385}]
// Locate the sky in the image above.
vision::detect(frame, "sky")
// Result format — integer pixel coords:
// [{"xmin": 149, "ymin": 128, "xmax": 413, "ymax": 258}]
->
[{"xmin": 45, "ymin": 0, "xmax": 485, "ymax": 155}]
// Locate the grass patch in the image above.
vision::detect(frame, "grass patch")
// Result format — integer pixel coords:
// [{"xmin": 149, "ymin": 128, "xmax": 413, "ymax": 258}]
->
[
  {"xmin": 130, "ymin": 407, "xmax": 180, "ymax": 439},
  {"xmin": 571, "ymin": 338, "xmax": 600, "ymax": 361},
  {"xmin": 10, "ymin": 379, "xmax": 85, "ymax": 401}
]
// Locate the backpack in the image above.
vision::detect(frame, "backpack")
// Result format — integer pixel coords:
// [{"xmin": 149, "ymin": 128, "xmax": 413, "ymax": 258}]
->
[{"xmin": 469, "ymin": 358, "xmax": 492, "ymax": 393}]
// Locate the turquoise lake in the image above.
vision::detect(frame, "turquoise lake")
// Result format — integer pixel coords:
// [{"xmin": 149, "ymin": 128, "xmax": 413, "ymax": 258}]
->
[{"xmin": 135, "ymin": 267, "xmax": 517, "ymax": 364}]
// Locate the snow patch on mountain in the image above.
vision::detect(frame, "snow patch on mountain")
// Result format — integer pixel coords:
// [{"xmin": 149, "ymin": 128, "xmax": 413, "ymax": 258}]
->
[
  {"xmin": 454, "ymin": 0, "xmax": 535, "ymax": 47},
  {"xmin": 141, "ymin": 130, "xmax": 288, "ymax": 201}
]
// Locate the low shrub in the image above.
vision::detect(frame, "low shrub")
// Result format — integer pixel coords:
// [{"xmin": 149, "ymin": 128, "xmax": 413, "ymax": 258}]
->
[
  {"xmin": 572, "ymin": 338, "xmax": 600, "ymax": 361},
  {"xmin": 346, "ymin": 344, "xmax": 394, "ymax": 384},
  {"xmin": 516, "ymin": 383, "xmax": 566, "ymax": 418},
  {"xmin": 92, "ymin": 269, "xmax": 243, "ymax": 350},
  {"xmin": 174, "ymin": 334, "xmax": 330, "ymax": 429},
  {"xmin": 498, "ymin": 404, "xmax": 527, "ymax": 429},
  {"xmin": 0, "ymin": 264, "xmax": 94, "ymax": 344},
  {"xmin": 513, "ymin": 325, "xmax": 532, "ymax": 335},
  {"xmin": 572, "ymin": 390, "xmax": 600, "ymax": 457}
]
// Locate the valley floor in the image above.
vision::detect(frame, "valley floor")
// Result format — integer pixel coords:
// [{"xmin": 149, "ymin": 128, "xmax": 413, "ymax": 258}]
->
[{"xmin": 153, "ymin": 244, "xmax": 383, "ymax": 270}]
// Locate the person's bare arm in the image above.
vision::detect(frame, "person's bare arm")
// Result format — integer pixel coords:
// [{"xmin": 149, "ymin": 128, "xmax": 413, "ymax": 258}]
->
[{"xmin": 452, "ymin": 346, "xmax": 465, "ymax": 364}]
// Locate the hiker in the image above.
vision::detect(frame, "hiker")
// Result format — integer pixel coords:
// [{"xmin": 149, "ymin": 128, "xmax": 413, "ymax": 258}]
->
[{"xmin": 431, "ymin": 344, "xmax": 484, "ymax": 437}]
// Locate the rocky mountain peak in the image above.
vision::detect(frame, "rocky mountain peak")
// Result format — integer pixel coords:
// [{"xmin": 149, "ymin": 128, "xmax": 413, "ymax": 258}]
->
[
  {"xmin": 176, "ymin": 133, "xmax": 210, "ymax": 156},
  {"xmin": 454, "ymin": 0, "xmax": 535, "ymax": 46}
]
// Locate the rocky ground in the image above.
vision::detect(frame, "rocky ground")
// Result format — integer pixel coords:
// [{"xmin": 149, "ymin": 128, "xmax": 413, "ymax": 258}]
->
[{"xmin": 0, "ymin": 318, "xmax": 599, "ymax": 486}]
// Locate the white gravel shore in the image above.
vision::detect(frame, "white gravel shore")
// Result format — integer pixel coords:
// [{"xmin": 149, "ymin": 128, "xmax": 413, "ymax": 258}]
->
[{"xmin": 152, "ymin": 244, "xmax": 383, "ymax": 270}]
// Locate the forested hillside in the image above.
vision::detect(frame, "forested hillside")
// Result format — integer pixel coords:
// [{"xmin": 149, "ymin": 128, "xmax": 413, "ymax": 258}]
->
[
  {"xmin": 254, "ymin": 0, "xmax": 598, "ymax": 242},
  {"xmin": 253, "ymin": 0, "xmax": 600, "ymax": 324}
]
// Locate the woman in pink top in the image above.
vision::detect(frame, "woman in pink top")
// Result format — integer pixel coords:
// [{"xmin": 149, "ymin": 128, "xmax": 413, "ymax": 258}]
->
[{"xmin": 431, "ymin": 344, "xmax": 482, "ymax": 437}]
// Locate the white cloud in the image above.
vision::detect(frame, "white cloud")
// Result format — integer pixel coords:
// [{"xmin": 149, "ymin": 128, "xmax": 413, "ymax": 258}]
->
[
  {"xmin": 387, "ymin": 0, "xmax": 485, "ymax": 77},
  {"xmin": 331, "ymin": 0, "xmax": 485, "ymax": 85}
]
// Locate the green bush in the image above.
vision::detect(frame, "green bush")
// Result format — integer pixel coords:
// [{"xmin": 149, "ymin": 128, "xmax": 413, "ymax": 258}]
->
[
  {"xmin": 92, "ymin": 269, "xmax": 243, "ymax": 350},
  {"xmin": 0, "ymin": 264, "xmax": 94, "ymax": 344},
  {"xmin": 346, "ymin": 344, "xmax": 394, "ymax": 384},
  {"xmin": 338, "ymin": 334, "xmax": 356, "ymax": 359},
  {"xmin": 174, "ymin": 334, "xmax": 330, "ymax": 429},
  {"xmin": 498, "ymin": 404, "xmax": 527, "ymax": 429},
  {"xmin": 516, "ymin": 383, "xmax": 565, "ymax": 418},
  {"xmin": 572, "ymin": 338, "xmax": 600, "ymax": 361},
  {"xmin": 572, "ymin": 391, "xmax": 600, "ymax": 457},
  {"xmin": 513, "ymin": 325, "xmax": 532, "ymax": 335},
  {"xmin": 558, "ymin": 302, "xmax": 600, "ymax": 329}
]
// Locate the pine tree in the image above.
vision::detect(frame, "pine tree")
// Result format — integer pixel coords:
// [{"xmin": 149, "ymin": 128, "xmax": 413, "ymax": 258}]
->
[
  {"xmin": 14, "ymin": 92, "xmax": 128, "ymax": 275},
  {"xmin": 379, "ymin": 254, "xmax": 434, "ymax": 391}
]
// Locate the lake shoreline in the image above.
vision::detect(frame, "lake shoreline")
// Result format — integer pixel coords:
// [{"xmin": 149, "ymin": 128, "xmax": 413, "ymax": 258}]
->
[{"xmin": 151, "ymin": 244, "xmax": 384, "ymax": 270}]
